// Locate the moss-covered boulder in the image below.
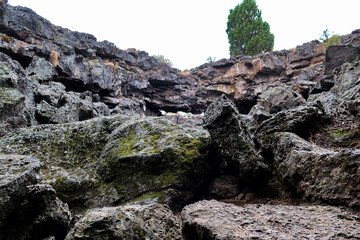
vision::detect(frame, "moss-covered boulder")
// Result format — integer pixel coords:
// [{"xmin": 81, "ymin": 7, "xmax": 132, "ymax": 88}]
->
[
  {"xmin": 98, "ymin": 117, "xmax": 214, "ymax": 210},
  {"xmin": 0, "ymin": 114, "xmax": 214, "ymax": 212},
  {"xmin": 0, "ymin": 114, "xmax": 136, "ymax": 213}
]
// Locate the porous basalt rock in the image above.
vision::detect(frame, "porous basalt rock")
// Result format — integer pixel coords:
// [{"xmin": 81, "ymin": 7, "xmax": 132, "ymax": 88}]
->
[
  {"xmin": 181, "ymin": 200, "xmax": 360, "ymax": 240},
  {"xmin": 65, "ymin": 203, "xmax": 182, "ymax": 240},
  {"xmin": 273, "ymin": 132, "xmax": 360, "ymax": 209},
  {"xmin": 203, "ymin": 94, "xmax": 270, "ymax": 186}
]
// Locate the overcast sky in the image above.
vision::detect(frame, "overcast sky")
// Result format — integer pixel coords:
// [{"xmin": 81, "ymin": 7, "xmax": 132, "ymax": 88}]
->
[{"xmin": 9, "ymin": 0, "xmax": 360, "ymax": 70}]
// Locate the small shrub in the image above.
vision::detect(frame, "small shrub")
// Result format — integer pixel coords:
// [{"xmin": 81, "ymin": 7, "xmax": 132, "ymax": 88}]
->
[
  {"xmin": 152, "ymin": 55, "xmax": 172, "ymax": 67},
  {"xmin": 1, "ymin": 34, "xmax": 11, "ymax": 43},
  {"xmin": 207, "ymin": 56, "xmax": 216, "ymax": 63},
  {"xmin": 322, "ymin": 35, "xmax": 341, "ymax": 50}
]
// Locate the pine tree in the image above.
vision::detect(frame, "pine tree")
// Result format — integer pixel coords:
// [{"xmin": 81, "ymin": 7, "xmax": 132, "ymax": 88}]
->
[{"xmin": 226, "ymin": 0, "xmax": 274, "ymax": 56}]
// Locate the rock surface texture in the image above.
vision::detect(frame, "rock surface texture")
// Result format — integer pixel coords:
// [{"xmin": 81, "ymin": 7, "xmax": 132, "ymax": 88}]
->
[
  {"xmin": 0, "ymin": 154, "xmax": 71, "ymax": 240},
  {"xmin": 182, "ymin": 200, "xmax": 360, "ymax": 240},
  {"xmin": 1, "ymin": 1, "xmax": 360, "ymax": 239},
  {"xmin": 65, "ymin": 203, "xmax": 181, "ymax": 240}
]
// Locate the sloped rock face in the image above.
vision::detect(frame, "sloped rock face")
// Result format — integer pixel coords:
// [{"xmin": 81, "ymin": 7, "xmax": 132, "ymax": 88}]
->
[
  {"xmin": 181, "ymin": 200, "xmax": 360, "ymax": 240},
  {"xmin": 0, "ymin": 154, "xmax": 71, "ymax": 240},
  {"xmin": 65, "ymin": 203, "xmax": 181, "ymax": 240}
]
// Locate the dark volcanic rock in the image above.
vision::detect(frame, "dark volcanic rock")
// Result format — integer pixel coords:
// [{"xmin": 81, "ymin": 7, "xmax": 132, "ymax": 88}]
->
[
  {"xmin": 97, "ymin": 116, "xmax": 214, "ymax": 210},
  {"xmin": 274, "ymin": 132, "xmax": 360, "ymax": 209},
  {"xmin": 65, "ymin": 203, "xmax": 181, "ymax": 240},
  {"xmin": 204, "ymin": 94, "xmax": 270, "ymax": 186},
  {"xmin": 181, "ymin": 200, "xmax": 360, "ymax": 240},
  {"xmin": 0, "ymin": 154, "xmax": 71, "ymax": 240},
  {"xmin": 254, "ymin": 103, "xmax": 328, "ymax": 149},
  {"xmin": 324, "ymin": 45, "xmax": 360, "ymax": 75},
  {"xmin": 0, "ymin": 52, "xmax": 34, "ymax": 136}
]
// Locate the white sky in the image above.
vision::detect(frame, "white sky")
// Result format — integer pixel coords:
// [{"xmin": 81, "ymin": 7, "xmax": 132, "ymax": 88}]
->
[{"xmin": 8, "ymin": 0, "xmax": 360, "ymax": 70}]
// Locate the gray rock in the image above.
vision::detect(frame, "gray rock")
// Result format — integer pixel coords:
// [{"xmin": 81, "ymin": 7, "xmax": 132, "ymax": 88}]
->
[
  {"xmin": 65, "ymin": 203, "xmax": 181, "ymax": 240},
  {"xmin": 257, "ymin": 84, "xmax": 305, "ymax": 114},
  {"xmin": 0, "ymin": 52, "xmax": 35, "ymax": 135},
  {"xmin": 0, "ymin": 115, "xmax": 133, "ymax": 213},
  {"xmin": 98, "ymin": 116, "xmax": 214, "ymax": 210},
  {"xmin": 0, "ymin": 114, "xmax": 214, "ymax": 212},
  {"xmin": 307, "ymin": 91, "xmax": 340, "ymax": 117},
  {"xmin": 181, "ymin": 200, "xmax": 360, "ymax": 240},
  {"xmin": 331, "ymin": 59, "xmax": 360, "ymax": 100},
  {"xmin": 324, "ymin": 45, "xmax": 360, "ymax": 75},
  {"xmin": 33, "ymin": 81, "xmax": 110, "ymax": 124},
  {"xmin": 274, "ymin": 132, "xmax": 360, "ymax": 209},
  {"xmin": 254, "ymin": 103, "xmax": 328, "ymax": 150},
  {"xmin": 0, "ymin": 154, "xmax": 71, "ymax": 240},
  {"xmin": 204, "ymin": 95, "xmax": 270, "ymax": 186},
  {"xmin": 26, "ymin": 56, "xmax": 57, "ymax": 82}
]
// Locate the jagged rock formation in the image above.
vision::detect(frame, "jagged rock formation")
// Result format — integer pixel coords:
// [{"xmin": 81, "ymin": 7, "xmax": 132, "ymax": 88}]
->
[{"xmin": 0, "ymin": 1, "xmax": 360, "ymax": 239}]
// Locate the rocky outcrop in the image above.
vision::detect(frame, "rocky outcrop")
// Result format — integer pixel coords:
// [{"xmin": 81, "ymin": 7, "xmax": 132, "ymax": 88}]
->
[
  {"xmin": 65, "ymin": 203, "xmax": 181, "ymax": 240},
  {"xmin": 0, "ymin": 154, "xmax": 71, "ymax": 240},
  {"xmin": 1, "ymin": 1, "xmax": 359, "ymax": 131},
  {"xmin": 181, "ymin": 200, "xmax": 360, "ymax": 240}
]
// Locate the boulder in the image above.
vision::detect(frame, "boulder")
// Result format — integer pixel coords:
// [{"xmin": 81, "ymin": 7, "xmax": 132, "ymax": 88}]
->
[
  {"xmin": 254, "ymin": 103, "xmax": 328, "ymax": 150},
  {"xmin": 273, "ymin": 132, "xmax": 360, "ymax": 209},
  {"xmin": 257, "ymin": 84, "xmax": 305, "ymax": 114},
  {"xmin": 65, "ymin": 203, "xmax": 181, "ymax": 240},
  {"xmin": 0, "ymin": 154, "xmax": 71, "ymax": 240},
  {"xmin": 203, "ymin": 94, "xmax": 270, "ymax": 186},
  {"xmin": 181, "ymin": 200, "xmax": 360, "ymax": 240},
  {"xmin": 97, "ymin": 116, "xmax": 215, "ymax": 210},
  {"xmin": 33, "ymin": 81, "xmax": 110, "ymax": 124}
]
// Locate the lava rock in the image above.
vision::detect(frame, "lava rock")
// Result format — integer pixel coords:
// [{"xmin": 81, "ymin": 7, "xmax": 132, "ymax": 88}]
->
[
  {"xmin": 65, "ymin": 203, "xmax": 181, "ymax": 240},
  {"xmin": 257, "ymin": 84, "xmax": 305, "ymax": 114},
  {"xmin": 181, "ymin": 200, "xmax": 360, "ymax": 240},
  {"xmin": 204, "ymin": 94, "xmax": 270, "ymax": 186},
  {"xmin": 0, "ymin": 52, "xmax": 35, "ymax": 136},
  {"xmin": 0, "ymin": 154, "xmax": 71, "ymax": 240},
  {"xmin": 324, "ymin": 45, "xmax": 360, "ymax": 75},
  {"xmin": 273, "ymin": 132, "xmax": 360, "ymax": 209}
]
